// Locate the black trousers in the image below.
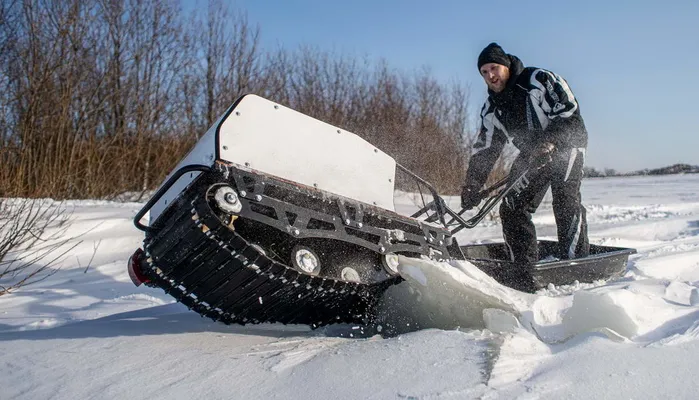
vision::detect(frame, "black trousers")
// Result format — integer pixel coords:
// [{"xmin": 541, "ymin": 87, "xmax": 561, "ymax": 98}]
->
[{"xmin": 500, "ymin": 147, "xmax": 589, "ymax": 264}]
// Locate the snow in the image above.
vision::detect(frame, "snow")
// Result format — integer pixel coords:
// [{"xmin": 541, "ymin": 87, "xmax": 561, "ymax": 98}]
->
[{"xmin": 2, "ymin": 174, "xmax": 699, "ymax": 399}]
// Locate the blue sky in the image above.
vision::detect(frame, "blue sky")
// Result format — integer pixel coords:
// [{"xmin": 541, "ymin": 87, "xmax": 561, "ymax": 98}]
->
[{"xmin": 187, "ymin": 0, "xmax": 698, "ymax": 172}]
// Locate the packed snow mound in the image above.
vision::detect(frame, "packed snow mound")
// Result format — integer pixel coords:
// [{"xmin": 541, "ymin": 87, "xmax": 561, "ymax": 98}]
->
[
  {"xmin": 384, "ymin": 251, "xmax": 699, "ymax": 344},
  {"xmin": 563, "ymin": 280, "xmax": 698, "ymax": 340},
  {"xmin": 376, "ymin": 256, "xmax": 532, "ymax": 335}
]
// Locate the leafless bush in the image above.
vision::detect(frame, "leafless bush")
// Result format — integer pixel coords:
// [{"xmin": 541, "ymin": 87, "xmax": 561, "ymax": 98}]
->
[{"xmin": 0, "ymin": 198, "xmax": 77, "ymax": 296}]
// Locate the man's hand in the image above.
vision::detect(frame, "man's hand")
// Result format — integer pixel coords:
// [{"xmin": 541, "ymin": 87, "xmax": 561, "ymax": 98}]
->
[
  {"xmin": 530, "ymin": 142, "xmax": 555, "ymax": 168},
  {"xmin": 460, "ymin": 185, "xmax": 482, "ymax": 211}
]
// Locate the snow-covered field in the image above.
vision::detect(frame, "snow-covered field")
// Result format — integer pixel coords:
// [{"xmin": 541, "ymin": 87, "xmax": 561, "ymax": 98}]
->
[{"xmin": 2, "ymin": 174, "xmax": 698, "ymax": 399}]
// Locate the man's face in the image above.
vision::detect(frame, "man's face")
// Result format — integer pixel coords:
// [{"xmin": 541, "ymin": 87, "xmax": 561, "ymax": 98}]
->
[{"xmin": 479, "ymin": 63, "xmax": 510, "ymax": 93}]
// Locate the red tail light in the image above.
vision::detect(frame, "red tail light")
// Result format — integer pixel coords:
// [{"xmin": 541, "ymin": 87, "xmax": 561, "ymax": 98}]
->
[{"xmin": 127, "ymin": 248, "xmax": 150, "ymax": 286}]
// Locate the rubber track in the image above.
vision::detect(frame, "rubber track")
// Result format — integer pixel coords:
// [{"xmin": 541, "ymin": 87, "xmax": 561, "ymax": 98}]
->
[{"xmin": 142, "ymin": 196, "xmax": 398, "ymax": 327}]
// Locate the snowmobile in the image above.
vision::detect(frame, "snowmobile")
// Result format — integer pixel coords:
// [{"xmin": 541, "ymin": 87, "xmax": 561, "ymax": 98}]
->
[{"xmin": 128, "ymin": 94, "xmax": 635, "ymax": 327}]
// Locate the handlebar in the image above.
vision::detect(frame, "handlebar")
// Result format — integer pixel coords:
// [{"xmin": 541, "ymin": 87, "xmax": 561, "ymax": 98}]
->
[{"xmin": 411, "ymin": 168, "xmax": 531, "ymax": 234}]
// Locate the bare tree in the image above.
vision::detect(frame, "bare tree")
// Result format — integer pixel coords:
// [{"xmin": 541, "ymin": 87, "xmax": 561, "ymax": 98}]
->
[{"xmin": 196, "ymin": 1, "xmax": 263, "ymax": 127}]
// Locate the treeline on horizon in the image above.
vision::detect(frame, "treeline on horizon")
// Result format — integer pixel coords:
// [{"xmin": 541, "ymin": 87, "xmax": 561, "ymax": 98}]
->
[
  {"xmin": 584, "ymin": 163, "xmax": 699, "ymax": 178},
  {"xmin": 0, "ymin": 0, "xmax": 479, "ymax": 200}
]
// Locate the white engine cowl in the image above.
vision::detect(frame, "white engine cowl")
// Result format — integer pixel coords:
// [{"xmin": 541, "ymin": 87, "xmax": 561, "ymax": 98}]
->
[{"xmin": 147, "ymin": 94, "xmax": 397, "ymax": 225}]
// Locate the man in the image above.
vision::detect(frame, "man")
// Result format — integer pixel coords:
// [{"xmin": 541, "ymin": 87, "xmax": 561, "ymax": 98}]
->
[{"xmin": 461, "ymin": 42, "xmax": 589, "ymax": 271}]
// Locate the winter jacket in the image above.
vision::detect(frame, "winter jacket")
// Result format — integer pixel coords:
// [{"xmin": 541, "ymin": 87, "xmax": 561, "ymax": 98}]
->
[{"xmin": 465, "ymin": 56, "xmax": 588, "ymax": 190}]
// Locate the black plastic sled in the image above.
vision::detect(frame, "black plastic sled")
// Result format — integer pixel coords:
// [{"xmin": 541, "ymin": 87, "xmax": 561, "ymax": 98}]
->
[{"xmin": 459, "ymin": 241, "xmax": 636, "ymax": 292}]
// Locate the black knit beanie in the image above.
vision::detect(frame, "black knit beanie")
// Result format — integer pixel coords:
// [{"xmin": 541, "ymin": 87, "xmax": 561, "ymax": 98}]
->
[{"xmin": 477, "ymin": 42, "xmax": 511, "ymax": 70}]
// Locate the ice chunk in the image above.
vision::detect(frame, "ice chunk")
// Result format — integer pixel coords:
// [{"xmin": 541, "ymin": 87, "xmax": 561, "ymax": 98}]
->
[
  {"xmin": 563, "ymin": 290, "xmax": 638, "ymax": 339},
  {"xmin": 690, "ymin": 287, "xmax": 699, "ymax": 306},
  {"xmin": 483, "ymin": 308, "xmax": 521, "ymax": 333}
]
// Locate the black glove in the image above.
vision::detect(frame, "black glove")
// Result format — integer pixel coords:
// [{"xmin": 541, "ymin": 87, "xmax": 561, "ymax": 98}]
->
[
  {"xmin": 460, "ymin": 185, "xmax": 482, "ymax": 211},
  {"xmin": 530, "ymin": 142, "xmax": 555, "ymax": 169}
]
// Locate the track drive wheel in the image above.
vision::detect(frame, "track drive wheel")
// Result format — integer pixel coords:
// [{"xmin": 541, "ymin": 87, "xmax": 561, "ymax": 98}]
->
[{"xmin": 290, "ymin": 244, "xmax": 322, "ymax": 276}]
